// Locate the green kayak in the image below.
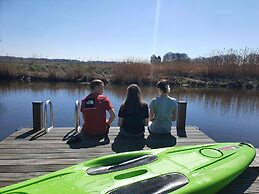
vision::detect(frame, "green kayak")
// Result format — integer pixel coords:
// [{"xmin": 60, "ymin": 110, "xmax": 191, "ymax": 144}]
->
[{"xmin": 0, "ymin": 142, "xmax": 255, "ymax": 194}]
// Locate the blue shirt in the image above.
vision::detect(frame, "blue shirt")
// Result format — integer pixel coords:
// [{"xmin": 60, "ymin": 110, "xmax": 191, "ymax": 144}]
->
[{"xmin": 149, "ymin": 96, "xmax": 177, "ymax": 134}]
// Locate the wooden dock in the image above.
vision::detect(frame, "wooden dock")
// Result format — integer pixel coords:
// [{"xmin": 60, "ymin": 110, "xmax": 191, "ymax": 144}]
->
[{"xmin": 0, "ymin": 126, "xmax": 258, "ymax": 193}]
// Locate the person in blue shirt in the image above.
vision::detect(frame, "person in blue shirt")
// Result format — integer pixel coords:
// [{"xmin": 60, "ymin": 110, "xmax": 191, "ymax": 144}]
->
[{"xmin": 149, "ymin": 79, "xmax": 177, "ymax": 134}]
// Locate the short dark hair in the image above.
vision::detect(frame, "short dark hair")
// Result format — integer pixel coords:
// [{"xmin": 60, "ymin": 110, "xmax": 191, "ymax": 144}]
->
[
  {"xmin": 90, "ymin": 79, "xmax": 104, "ymax": 90},
  {"xmin": 156, "ymin": 79, "xmax": 169, "ymax": 93}
]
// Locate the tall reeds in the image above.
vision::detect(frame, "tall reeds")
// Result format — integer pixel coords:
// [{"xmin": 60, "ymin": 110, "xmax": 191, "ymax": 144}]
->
[
  {"xmin": 0, "ymin": 49, "xmax": 258, "ymax": 84},
  {"xmin": 112, "ymin": 49, "xmax": 259, "ymax": 82},
  {"xmin": 112, "ymin": 60, "xmax": 152, "ymax": 84},
  {"xmin": 0, "ymin": 62, "xmax": 17, "ymax": 79},
  {"xmin": 206, "ymin": 49, "xmax": 259, "ymax": 79}
]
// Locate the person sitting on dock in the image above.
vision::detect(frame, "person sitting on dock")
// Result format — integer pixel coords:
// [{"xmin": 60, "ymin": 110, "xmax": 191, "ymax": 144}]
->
[
  {"xmin": 118, "ymin": 84, "xmax": 149, "ymax": 137},
  {"xmin": 149, "ymin": 79, "xmax": 177, "ymax": 135},
  {"xmin": 80, "ymin": 79, "xmax": 115, "ymax": 137}
]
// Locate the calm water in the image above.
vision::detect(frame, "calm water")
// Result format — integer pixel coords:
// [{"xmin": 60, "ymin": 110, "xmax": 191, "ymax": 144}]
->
[{"xmin": 0, "ymin": 81, "xmax": 258, "ymax": 147}]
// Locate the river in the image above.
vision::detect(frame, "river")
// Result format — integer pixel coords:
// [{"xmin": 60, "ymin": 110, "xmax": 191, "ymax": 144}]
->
[{"xmin": 0, "ymin": 81, "xmax": 258, "ymax": 147}]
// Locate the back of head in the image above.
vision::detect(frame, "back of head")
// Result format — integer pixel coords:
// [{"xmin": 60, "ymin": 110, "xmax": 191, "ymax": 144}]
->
[
  {"xmin": 124, "ymin": 84, "xmax": 143, "ymax": 113},
  {"xmin": 90, "ymin": 79, "xmax": 104, "ymax": 92},
  {"xmin": 156, "ymin": 79, "xmax": 170, "ymax": 93}
]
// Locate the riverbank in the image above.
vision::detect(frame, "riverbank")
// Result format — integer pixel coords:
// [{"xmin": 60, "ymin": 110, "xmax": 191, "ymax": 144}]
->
[{"xmin": 0, "ymin": 55, "xmax": 258, "ymax": 89}]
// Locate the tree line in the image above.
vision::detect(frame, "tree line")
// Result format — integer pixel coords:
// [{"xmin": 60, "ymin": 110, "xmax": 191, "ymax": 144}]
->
[{"xmin": 151, "ymin": 52, "xmax": 190, "ymax": 63}]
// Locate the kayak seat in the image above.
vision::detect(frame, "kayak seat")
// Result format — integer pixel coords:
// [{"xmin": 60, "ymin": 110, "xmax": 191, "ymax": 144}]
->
[
  {"xmin": 108, "ymin": 173, "xmax": 189, "ymax": 194},
  {"xmin": 87, "ymin": 155, "xmax": 157, "ymax": 175}
]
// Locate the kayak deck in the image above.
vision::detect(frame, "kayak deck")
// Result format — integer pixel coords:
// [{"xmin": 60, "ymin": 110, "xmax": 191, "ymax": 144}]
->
[{"xmin": 0, "ymin": 126, "xmax": 258, "ymax": 193}]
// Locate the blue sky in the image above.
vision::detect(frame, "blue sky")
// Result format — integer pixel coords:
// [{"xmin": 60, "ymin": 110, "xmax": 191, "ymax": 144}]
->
[{"xmin": 0, "ymin": 0, "xmax": 259, "ymax": 61}]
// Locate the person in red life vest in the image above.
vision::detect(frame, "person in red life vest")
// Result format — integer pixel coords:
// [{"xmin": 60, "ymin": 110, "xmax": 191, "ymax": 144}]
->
[{"xmin": 80, "ymin": 79, "xmax": 115, "ymax": 136}]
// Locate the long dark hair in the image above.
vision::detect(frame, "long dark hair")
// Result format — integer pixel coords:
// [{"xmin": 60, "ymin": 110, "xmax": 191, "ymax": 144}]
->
[{"xmin": 123, "ymin": 84, "xmax": 143, "ymax": 114}]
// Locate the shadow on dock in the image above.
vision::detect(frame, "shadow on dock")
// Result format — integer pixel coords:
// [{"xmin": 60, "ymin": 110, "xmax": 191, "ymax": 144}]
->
[
  {"xmin": 111, "ymin": 132, "xmax": 177, "ymax": 152},
  {"xmin": 219, "ymin": 167, "xmax": 259, "ymax": 194},
  {"xmin": 29, "ymin": 130, "xmax": 46, "ymax": 141},
  {"xmin": 112, "ymin": 133, "xmax": 146, "ymax": 153},
  {"xmin": 62, "ymin": 129, "xmax": 77, "ymax": 141},
  {"xmin": 64, "ymin": 129, "xmax": 110, "ymax": 149},
  {"xmin": 15, "ymin": 129, "xmax": 38, "ymax": 139},
  {"xmin": 146, "ymin": 133, "xmax": 177, "ymax": 149}
]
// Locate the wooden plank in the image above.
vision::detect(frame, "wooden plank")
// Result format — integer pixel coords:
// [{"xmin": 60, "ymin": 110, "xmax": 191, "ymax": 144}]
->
[
  {"xmin": 0, "ymin": 153, "xmax": 110, "ymax": 160},
  {"xmin": 6, "ymin": 129, "xmax": 211, "ymax": 136},
  {"xmin": 219, "ymin": 168, "xmax": 259, "ymax": 194},
  {"xmin": 0, "ymin": 158, "xmax": 90, "ymax": 166},
  {"xmin": 250, "ymin": 149, "xmax": 259, "ymax": 168},
  {"xmin": 0, "ymin": 164, "xmax": 71, "ymax": 173},
  {"xmin": 0, "ymin": 148, "xmax": 110, "ymax": 154},
  {"xmin": 6, "ymin": 128, "xmax": 212, "ymax": 135},
  {"xmin": 254, "ymin": 149, "xmax": 259, "ymax": 163},
  {"xmin": 1, "ymin": 137, "xmax": 214, "ymax": 144},
  {"xmin": 7, "ymin": 135, "xmax": 208, "ymax": 142},
  {"xmin": 6, "ymin": 130, "xmax": 212, "ymax": 140}
]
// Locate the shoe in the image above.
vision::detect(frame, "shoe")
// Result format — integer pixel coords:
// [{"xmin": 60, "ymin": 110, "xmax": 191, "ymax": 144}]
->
[{"xmin": 67, "ymin": 136, "xmax": 81, "ymax": 144}]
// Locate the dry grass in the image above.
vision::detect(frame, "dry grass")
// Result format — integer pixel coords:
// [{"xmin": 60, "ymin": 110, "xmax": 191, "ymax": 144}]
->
[
  {"xmin": 112, "ymin": 49, "xmax": 259, "ymax": 82},
  {"xmin": 205, "ymin": 49, "xmax": 259, "ymax": 78},
  {"xmin": 113, "ymin": 61, "xmax": 152, "ymax": 84},
  {"xmin": 0, "ymin": 49, "xmax": 258, "ymax": 84},
  {"xmin": 0, "ymin": 62, "xmax": 18, "ymax": 79}
]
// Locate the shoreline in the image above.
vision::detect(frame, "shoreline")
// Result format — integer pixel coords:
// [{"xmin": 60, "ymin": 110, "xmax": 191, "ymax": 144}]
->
[{"xmin": 1, "ymin": 55, "xmax": 258, "ymax": 89}]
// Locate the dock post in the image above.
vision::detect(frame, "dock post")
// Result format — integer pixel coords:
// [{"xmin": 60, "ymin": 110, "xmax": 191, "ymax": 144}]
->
[
  {"xmin": 32, "ymin": 101, "xmax": 43, "ymax": 131},
  {"xmin": 177, "ymin": 101, "xmax": 187, "ymax": 137}
]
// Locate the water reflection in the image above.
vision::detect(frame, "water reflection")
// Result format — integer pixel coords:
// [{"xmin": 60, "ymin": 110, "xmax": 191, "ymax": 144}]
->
[
  {"xmin": 0, "ymin": 103, "xmax": 6, "ymax": 115},
  {"xmin": 172, "ymin": 88, "xmax": 259, "ymax": 118},
  {"xmin": 0, "ymin": 81, "xmax": 88, "ymax": 96},
  {"xmin": 108, "ymin": 85, "xmax": 259, "ymax": 117},
  {"xmin": 1, "ymin": 81, "xmax": 258, "ymax": 115},
  {"xmin": 0, "ymin": 81, "xmax": 258, "ymax": 146}
]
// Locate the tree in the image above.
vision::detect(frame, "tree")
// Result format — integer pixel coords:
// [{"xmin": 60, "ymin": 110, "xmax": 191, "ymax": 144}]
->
[
  {"xmin": 150, "ymin": 54, "xmax": 161, "ymax": 64},
  {"xmin": 163, "ymin": 52, "xmax": 190, "ymax": 62}
]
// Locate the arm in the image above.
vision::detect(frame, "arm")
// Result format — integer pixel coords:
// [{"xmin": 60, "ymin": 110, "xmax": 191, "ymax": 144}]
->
[
  {"xmin": 172, "ymin": 103, "xmax": 177, "ymax": 122},
  {"xmin": 107, "ymin": 108, "xmax": 115, "ymax": 126},
  {"xmin": 80, "ymin": 99, "xmax": 84, "ymax": 113},
  {"xmin": 118, "ymin": 117, "xmax": 124, "ymax": 127},
  {"xmin": 80, "ymin": 100, "xmax": 86, "ymax": 123},
  {"xmin": 143, "ymin": 104, "xmax": 149, "ymax": 126},
  {"xmin": 144, "ymin": 118, "xmax": 149, "ymax": 126},
  {"xmin": 103, "ymin": 97, "xmax": 115, "ymax": 126},
  {"xmin": 149, "ymin": 99, "xmax": 155, "ymax": 121},
  {"xmin": 149, "ymin": 107, "xmax": 155, "ymax": 121},
  {"xmin": 118, "ymin": 105, "xmax": 125, "ymax": 127}
]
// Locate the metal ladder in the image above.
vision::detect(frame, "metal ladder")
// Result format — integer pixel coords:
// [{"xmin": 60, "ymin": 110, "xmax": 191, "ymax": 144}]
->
[
  {"xmin": 34, "ymin": 100, "xmax": 81, "ymax": 133},
  {"xmin": 74, "ymin": 100, "xmax": 81, "ymax": 133},
  {"xmin": 44, "ymin": 100, "xmax": 54, "ymax": 133}
]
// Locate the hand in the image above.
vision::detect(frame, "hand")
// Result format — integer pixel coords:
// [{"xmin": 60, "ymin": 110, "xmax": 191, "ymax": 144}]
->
[{"xmin": 106, "ymin": 121, "xmax": 110, "ymax": 130}]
